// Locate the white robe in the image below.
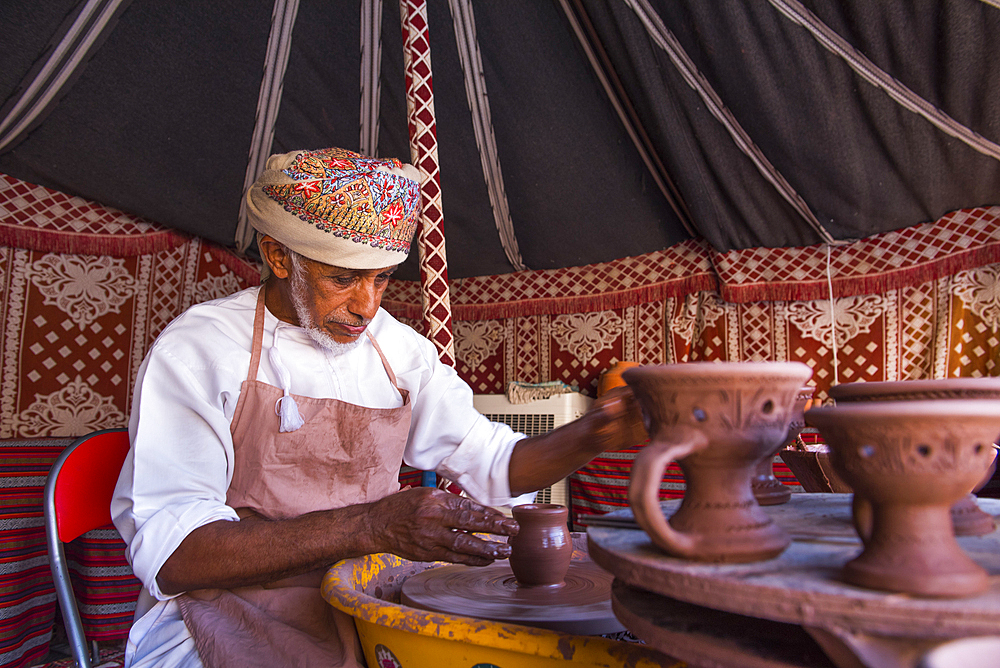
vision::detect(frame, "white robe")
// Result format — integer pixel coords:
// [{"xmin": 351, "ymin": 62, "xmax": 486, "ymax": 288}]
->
[{"xmin": 112, "ymin": 286, "xmax": 531, "ymax": 667}]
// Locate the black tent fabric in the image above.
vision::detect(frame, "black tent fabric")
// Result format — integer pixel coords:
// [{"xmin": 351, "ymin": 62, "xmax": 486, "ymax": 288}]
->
[{"xmin": 1, "ymin": 0, "xmax": 998, "ymax": 281}]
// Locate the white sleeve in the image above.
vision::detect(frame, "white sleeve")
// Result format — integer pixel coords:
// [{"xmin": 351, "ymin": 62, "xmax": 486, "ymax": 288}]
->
[
  {"xmin": 399, "ymin": 334, "xmax": 534, "ymax": 508},
  {"xmin": 111, "ymin": 346, "xmax": 240, "ymax": 601}
]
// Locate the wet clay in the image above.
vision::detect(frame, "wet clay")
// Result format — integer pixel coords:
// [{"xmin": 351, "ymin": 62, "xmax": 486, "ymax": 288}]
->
[
  {"xmin": 752, "ymin": 385, "xmax": 815, "ymax": 506},
  {"xmin": 399, "ymin": 560, "xmax": 624, "ymax": 635},
  {"xmin": 508, "ymin": 504, "xmax": 572, "ymax": 586},
  {"xmin": 625, "ymin": 361, "xmax": 813, "ymax": 563},
  {"xmin": 830, "ymin": 378, "xmax": 1000, "ymax": 537},
  {"xmin": 808, "ymin": 400, "xmax": 1000, "ymax": 597}
]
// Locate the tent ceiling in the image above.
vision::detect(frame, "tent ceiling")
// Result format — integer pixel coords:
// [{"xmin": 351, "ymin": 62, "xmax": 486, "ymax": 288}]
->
[{"xmin": 1, "ymin": 0, "xmax": 998, "ymax": 282}]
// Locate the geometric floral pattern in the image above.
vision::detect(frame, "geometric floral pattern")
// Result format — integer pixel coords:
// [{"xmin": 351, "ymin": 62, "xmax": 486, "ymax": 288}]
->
[
  {"xmin": 444, "ymin": 266, "xmax": 1000, "ymax": 402},
  {"xmin": 30, "ymin": 254, "xmax": 136, "ymax": 329},
  {"xmin": 0, "ymin": 239, "xmax": 260, "ymax": 439},
  {"xmin": 16, "ymin": 374, "xmax": 126, "ymax": 437}
]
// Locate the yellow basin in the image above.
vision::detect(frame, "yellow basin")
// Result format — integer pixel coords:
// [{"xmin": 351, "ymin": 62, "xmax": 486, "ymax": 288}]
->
[{"xmin": 321, "ymin": 551, "xmax": 680, "ymax": 668}]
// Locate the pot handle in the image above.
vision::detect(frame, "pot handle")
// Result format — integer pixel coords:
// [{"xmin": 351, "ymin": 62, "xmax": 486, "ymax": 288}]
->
[{"xmin": 628, "ymin": 429, "xmax": 710, "ymax": 558}]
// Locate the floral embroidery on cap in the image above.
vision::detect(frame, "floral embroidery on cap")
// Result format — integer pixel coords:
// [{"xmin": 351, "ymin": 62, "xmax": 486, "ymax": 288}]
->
[{"xmin": 263, "ymin": 148, "xmax": 420, "ymax": 252}]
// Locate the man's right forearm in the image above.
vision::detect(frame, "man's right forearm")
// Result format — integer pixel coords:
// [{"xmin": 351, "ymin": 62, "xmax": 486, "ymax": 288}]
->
[
  {"xmin": 155, "ymin": 487, "xmax": 518, "ymax": 596},
  {"xmin": 156, "ymin": 503, "xmax": 378, "ymax": 595}
]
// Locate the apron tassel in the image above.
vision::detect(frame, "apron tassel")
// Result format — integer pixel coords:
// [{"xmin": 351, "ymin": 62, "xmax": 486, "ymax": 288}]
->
[
  {"xmin": 275, "ymin": 393, "xmax": 305, "ymax": 432},
  {"xmin": 268, "ymin": 335, "xmax": 305, "ymax": 432}
]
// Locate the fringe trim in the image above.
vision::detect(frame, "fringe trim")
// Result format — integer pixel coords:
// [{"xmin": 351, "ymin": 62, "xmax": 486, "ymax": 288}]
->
[
  {"xmin": 0, "ymin": 223, "xmax": 192, "ymax": 257},
  {"xmin": 386, "ymin": 239, "xmax": 999, "ymax": 320},
  {"xmin": 452, "ymin": 273, "xmax": 717, "ymax": 320},
  {"xmin": 717, "ymin": 240, "xmax": 1000, "ymax": 303}
]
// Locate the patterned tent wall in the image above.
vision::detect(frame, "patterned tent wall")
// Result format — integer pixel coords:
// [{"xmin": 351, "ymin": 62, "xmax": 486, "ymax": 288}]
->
[{"xmin": 1, "ymin": 174, "xmax": 999, "ymax": 667}]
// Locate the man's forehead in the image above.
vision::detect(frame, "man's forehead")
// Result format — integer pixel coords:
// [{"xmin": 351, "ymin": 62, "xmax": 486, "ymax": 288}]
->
[{"xmin": 305, "ymin": 256, "xmax": 398, "ymax": 275}]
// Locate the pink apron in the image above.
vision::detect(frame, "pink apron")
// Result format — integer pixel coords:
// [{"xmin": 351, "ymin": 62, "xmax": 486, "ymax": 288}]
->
[{"xmin": 178, "ymin": 289, "xmax": 412, "ymax": 668}]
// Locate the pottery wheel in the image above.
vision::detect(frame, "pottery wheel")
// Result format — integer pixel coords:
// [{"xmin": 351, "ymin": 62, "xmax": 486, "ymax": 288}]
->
[
  {"xmin": 400, "ymin": 559, "xmax": 625, "ymax": 635},
  {"xmin": 587, "ymin": 494, "xmax": 1000, "ymax": 640}
]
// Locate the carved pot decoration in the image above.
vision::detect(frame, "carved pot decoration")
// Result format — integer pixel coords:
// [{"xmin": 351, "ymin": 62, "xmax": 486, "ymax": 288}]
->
[
  {"xmin": 508, "ymin": 504, "xmax": 572, "ymax": 586},
  {"xmin": 808, "ymin": 400, "xmax": 1000, "ymax": 597},
  {"xmin": 752, "ymin": 385, "xmax": 815, "ymax": 506},
  {"xmin": 625, "ymin": 361, "xmax": 813, "ymax": 563},
  {"xmin": 831, "ymin": 378, "xmax": 1000, "ymax": 536}
]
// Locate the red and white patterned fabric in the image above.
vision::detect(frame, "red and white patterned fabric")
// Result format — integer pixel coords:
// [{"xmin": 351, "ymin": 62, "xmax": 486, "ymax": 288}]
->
[
  {"xmin": 0, "ymin": 174, "xmax": 190, "ymax": 257},
  {"xmin": 1, "ymin": 171, "xmax": 999, "ymax": 664},
  {"xmin": 399, "ymin": 0, "xmax": 456, "ymax": 366},
  {"xmin": 714, "ymin": 207, "xmax": 1000, "ymax": 303},
  {"xmin": 1, "ymin": 171, "xmax": 998, "ymax": 660}
]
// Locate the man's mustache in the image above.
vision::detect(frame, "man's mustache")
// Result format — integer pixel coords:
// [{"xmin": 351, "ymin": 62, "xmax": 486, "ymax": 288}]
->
[{"xmin": 326, "ymin": 317, "xmax": 370, "ymax": 328}]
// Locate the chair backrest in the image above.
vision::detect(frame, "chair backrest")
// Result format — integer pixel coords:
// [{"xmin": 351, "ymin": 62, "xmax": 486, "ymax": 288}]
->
[
  {"xmin": 46, "ymin": 428, "xmax": 130, "ymax": 542},
  {"xmin": 43, "ymin": 428, "xmax": 130, "ymax": 668}
]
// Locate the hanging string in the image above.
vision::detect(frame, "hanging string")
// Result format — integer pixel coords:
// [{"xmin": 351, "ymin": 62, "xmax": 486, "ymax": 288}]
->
[
  {"xmin": 268, "ymin": 325, "xmax": 305, "ymax": 432},
  {"xmin": 825, "ymin": 243, "xmax": 839, "ymax": 388}
]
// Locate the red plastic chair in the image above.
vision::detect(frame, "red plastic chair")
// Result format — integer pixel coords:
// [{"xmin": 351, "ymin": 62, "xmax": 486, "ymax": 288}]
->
[{"xmin": 43, "ymin": 428, "xmax": 131, "ymax": 668}]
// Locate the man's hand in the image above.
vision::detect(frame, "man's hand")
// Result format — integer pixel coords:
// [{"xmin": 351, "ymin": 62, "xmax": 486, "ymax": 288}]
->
[
  {"xmin": 157, "ymin": 487, "xmax": 519, "ymax": 595},
  {"xmin": 368, "ymin": 487, "xmax": 518, "ymax": 566},
  {"xmin": 582, "ymin": 386, "xmax": 648, "ymax": 455},
  {"xmin": 507, "ymin": 386, "xmax": 648, "ymax": 496}
]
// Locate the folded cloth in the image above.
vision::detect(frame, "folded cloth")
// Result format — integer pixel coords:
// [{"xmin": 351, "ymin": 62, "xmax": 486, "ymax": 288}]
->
[{"xmin": 505, "ymin": 380, "xmax": 574, "ymax": 405}]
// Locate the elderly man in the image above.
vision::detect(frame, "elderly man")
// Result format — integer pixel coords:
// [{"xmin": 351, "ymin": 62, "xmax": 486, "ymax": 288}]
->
[{"xmin": 112, "ymin": 147, "xmax": 645, "ymax": 668}]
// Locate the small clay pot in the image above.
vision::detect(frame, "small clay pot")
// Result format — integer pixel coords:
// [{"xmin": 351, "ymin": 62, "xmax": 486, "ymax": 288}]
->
[
  {"xmin": 830, "ymin": 378, "xmax": 1000, "ymax": 536},
  {"xmin": 808, "ymin": 400, "xmax": 1000, "ymax": 598},
  {"xmin": 508, "ymin": 504, "xmax": 572, "ymax": 587},
  {"xmin": 625, "ymin": 361, "xmax": 813, "ymax": 563},
  {"xmin": 752, "ymin": 385, "xmax": 815, "ymax": 505}
]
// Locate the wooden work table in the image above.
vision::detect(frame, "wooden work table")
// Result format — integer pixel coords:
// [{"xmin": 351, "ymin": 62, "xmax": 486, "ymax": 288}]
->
[{"xmin": 587, "ymin": 493, "xmax": 1000, "ymax": 668}]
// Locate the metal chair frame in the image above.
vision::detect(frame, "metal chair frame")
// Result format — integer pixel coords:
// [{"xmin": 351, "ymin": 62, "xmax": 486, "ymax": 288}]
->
[{"xmin": 43, "ymin": 428, "xmax": 130, "ymax": 668}]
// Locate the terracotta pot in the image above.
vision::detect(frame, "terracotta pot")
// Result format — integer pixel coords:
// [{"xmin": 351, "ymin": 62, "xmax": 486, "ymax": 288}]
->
[
  {"xmin": 830, "ymin": 378, "xmax": 1000, "ymax": 536},
  {"xmin": 752, "ymin": 385, "xmax": 815, "ymax": 505},
  {"xmin": 808, "ymin": 400, "xmax": 1000, "ymax": 597},
  {"xmin": 625, "ymin": 361, "xmax": 813, "ymax": 563},
  {"xmin": 829, "ymin": 377, "xmax": 1000, "ymax": 403},
  {"xmin": 508, "ymin": 504, "xmax": 572, "ymax": 586}
]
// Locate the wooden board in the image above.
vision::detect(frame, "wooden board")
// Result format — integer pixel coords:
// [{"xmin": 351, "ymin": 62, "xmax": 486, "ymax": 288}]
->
[
  {"xmin": 588, "ymin": 494, "xmax": 1000, "ymax": 640},
  {"xmin": 611, "ymin": 580, "xmax": 837, "ymax": 668}
]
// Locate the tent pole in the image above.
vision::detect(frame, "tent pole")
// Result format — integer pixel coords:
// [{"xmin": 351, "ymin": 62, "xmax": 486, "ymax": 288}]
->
[{"xmin": 399, "ymin": 0, "xmax": 456, "ymax": 367}]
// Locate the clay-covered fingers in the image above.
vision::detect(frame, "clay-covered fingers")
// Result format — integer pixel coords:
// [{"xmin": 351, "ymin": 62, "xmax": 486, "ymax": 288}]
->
[
  {"xmin": 441, "ymin": 494, "xmax": 518, "ymax": 536},
  {"xmin": 434, "ymin": 529, "xmax": 510, "ymax": 566},
  {"xmin": 371, "ymin": 487, "xmax": 518, "ymax": 565}
]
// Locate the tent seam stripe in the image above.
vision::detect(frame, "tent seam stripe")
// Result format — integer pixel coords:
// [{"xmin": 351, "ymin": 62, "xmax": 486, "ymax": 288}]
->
[
  {"xmin": 447, "ymin": 0, "xmax": 526, "ymax": 271},
  {"xmin": 235, "ymin": 0, "xmax": 301, "ymax": 252},
  {"xmin": 623, "ymin": 0, "xmax": 836, "ymax": 244},
  {"xmin": 769, "ymin": 0, "xmax": 1000, "ymax": 163},
  {"xmin": 558, "ymin": 0, "xmax": 696, "ymax": 237},
  {"xmin": 0, "ymin": 0, "xmax": 127, "ymax": 153}
]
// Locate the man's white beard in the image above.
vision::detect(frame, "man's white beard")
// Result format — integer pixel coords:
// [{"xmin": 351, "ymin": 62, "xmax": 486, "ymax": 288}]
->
[{"xmin": 288, "ymin": 270, "xmax": 365, "ymax": 355}]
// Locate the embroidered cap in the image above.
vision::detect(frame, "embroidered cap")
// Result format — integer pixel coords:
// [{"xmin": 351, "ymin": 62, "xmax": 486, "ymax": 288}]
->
[{"xmin": 247, "ymin": 147, "xmax": 421, "ymax": 269}]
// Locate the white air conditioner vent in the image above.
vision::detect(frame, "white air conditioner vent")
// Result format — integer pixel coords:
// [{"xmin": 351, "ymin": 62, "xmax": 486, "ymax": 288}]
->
[
  {"xmin": 477, "ymin": 412, "xmax": 554, "ymax": 437},
  {"xmin": 473, "ymin": 392, "xmax": 592, "ymax": 514}
]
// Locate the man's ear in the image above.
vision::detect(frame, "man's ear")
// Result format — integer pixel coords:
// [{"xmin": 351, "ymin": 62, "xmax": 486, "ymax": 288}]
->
[{"xmin": 257, "ymin": 235, "xmax": 292, "ymax": 280}]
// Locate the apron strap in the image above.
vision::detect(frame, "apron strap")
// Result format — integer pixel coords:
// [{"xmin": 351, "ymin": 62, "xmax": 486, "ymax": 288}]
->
[
  {"xmin": 366, "ymin": 331, "xmax": 406, "ymax": 399},
  {"xmin": 247, "ymin": 287, "xmax": 267, "ymax": 383}
]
